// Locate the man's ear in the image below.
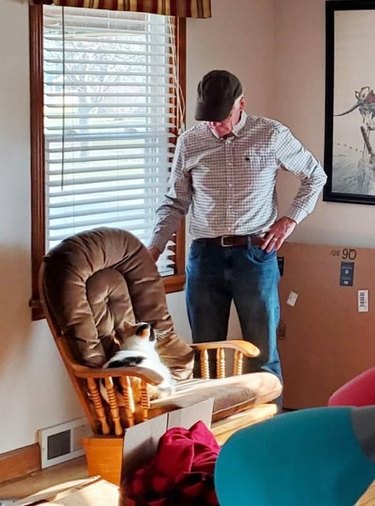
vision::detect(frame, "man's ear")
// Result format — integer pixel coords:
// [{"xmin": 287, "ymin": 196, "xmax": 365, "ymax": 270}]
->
[{"xmin": 239, "ymin": 96, "xmax": 246, "ymax": 112}]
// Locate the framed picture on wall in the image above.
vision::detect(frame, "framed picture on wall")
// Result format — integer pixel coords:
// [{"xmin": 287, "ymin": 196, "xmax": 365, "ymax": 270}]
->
[{"xmin": 324, "ymin": 0, "xmax": 375, "ymax": 205}]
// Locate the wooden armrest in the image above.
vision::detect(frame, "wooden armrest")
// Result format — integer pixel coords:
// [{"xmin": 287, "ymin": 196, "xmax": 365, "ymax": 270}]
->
[
  {"xmin": 71, "ymin": 363, "xmax": 164, "ymax": 384},
  {"xmin": 190, "ymin": 339, "xmax": 260, "ymax": 358}
]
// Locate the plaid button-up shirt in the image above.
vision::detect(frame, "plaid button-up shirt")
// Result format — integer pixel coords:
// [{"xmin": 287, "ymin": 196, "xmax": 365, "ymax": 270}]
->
[{"xmin": 150, "ymin": 112, "xmax": 327, "ymax": 252}]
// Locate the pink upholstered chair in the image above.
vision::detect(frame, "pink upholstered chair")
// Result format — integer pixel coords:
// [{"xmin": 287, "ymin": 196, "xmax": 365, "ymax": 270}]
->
[{"xmin": 328, "ymin": 367, "xmax": 375, "ymax": 407}]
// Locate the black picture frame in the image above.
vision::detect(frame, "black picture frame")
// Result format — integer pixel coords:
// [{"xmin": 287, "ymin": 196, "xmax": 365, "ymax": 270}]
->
[{"xmin": 324, "ymin": 0, "xmax": 375, "ymax": 205}]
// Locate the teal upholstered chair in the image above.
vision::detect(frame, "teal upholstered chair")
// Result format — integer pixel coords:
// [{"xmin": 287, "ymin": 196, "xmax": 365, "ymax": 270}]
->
[{"xmin": 215, "ymin": 406, "xmax": 375, "ymax": 506}]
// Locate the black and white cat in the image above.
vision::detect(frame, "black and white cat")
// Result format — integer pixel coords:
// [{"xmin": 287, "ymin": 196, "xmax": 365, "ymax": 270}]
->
[{"xmin": 102, "ymin": 322, "xmax": 175, "ymax": 402}]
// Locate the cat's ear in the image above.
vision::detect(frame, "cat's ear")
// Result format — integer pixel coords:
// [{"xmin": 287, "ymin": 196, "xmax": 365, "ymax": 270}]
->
[
  {"xmin": 149, "ymin": 326, "xmax": 156, "ymax": 342},
  {"xmin": 116, "ymin": 320, "xmax": 137, "ymax": 343},
  {"xmin": 135, "ymin": 322, "xmax": 151, "ymax": 339}
]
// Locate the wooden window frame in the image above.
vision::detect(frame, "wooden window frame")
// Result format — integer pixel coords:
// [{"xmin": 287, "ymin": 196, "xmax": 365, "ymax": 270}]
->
[{"xmin": 29, "ymin": 5, "xmax": 186, "ymax": 320}]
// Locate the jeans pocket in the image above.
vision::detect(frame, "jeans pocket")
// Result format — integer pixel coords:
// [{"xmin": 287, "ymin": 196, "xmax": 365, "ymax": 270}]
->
[
  {"xmin": 251, "ymin": 246, "xmax": 276, "ymax": 263},
  {"xmin": 188, "ymin": 241, "xmax": 203, "ymax": 261}
]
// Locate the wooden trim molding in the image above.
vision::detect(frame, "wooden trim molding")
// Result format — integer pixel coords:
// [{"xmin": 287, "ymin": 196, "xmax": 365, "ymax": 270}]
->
[
  {"xmin": 29, "ymin": 4, "xmax": 46, "ymax": 321},
  {"xmin": 29, "ymin": 0, "xmax": 212, "ymax": 18},
  {"xmin": 0, "ymin": 443, "xmax": 41, "ymax": 484}
]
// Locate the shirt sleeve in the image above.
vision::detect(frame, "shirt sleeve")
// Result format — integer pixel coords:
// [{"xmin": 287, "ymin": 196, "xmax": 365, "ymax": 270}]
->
[
  {"xmin": 149, "ymin": 136, "xmax": 192, "ymax": 252},
  {"xmin": 275, "ymin": 124, "xmax": 327, "ymax": 224}
]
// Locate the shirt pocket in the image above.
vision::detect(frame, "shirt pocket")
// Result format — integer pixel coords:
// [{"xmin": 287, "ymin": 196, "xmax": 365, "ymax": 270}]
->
[
  {"xmin": 244, "ymin": 150, "xmax": 262, "ymax": 166},
  {"xmin": 244, "ymin": 147, "xmax": 272, "ymax": 165},
  {"xmin": 243, "ymin": 149, "xmax": 276, "ymax": 184}
]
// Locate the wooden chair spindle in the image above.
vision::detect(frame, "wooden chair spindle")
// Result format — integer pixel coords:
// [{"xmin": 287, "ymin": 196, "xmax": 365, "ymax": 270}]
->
[
  {"xmin": 140, "ymin": 380, "xmax": 151, "ymax": 421},
  {"xmin": 104, "ymin": 377, "xmax": 123, "ymax": 436},
  {"xmin": 217, "ymin": 348, "xmax": 226, "ymax": 378},
  {"xmin": 87, "ymin": 378, "xmax": 110, "ymax": 435},
  {"xmin": 233, "ymin": 350, "xmax": 244, "ymax": 375},
  {"xmin": 119, "ymin": 376, "xmax": 136, "ymax": 427},
  {"xmin": 201, "ymin": 349, "xmax": 210, "ymax": 379}
]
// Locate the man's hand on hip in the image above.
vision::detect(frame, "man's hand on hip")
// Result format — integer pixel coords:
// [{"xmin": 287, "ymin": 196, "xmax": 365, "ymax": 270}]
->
[
  {"xmin": 148, "ymin": 246, "xmax": 161, "ymax": 262},
  {"xmin": 261, "ymin": 217, "xmax": 297, "ymax": 253}
]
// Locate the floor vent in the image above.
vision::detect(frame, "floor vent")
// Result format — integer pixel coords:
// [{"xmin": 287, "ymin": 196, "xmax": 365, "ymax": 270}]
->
[{"xmin": 38, "ymin": 418, "xmax": 92, "ymax": 468}]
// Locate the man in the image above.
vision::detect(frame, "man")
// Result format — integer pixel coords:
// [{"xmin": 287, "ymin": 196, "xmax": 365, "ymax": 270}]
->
[{"xmin": 149, "ymin": 69, "xmax": 327, "ymax": 380}]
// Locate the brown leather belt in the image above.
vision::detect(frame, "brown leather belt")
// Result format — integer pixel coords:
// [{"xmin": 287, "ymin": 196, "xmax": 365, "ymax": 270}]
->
[{"xmin": 194, "ymin": 235, "xmax": 264, "ymax": 248}]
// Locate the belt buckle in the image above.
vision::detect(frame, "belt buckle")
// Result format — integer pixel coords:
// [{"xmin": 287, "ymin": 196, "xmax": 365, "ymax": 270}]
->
[{"xmin": 220, "ymin": 236, "xmax": 234, "ymax": 247}]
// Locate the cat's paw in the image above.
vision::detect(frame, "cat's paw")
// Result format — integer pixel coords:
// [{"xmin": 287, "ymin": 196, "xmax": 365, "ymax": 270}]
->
[
  {"xmin": 167, "ymin": 384, "xmax": 175, "ymax": 396},
  {"xmin": 146, "ymin": 382, "xmax": 174, "ymax": 400},
  {"xmin": 156, "ymin": 384, "xmax": 175, "ymax": 399}
]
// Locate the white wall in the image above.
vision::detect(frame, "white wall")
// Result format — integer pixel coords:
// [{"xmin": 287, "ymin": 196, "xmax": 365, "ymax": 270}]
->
[
  {"xmin": 274, "ymin": 0, "xmax": 375, "ymax": 248},
  {"xmin": 186, "ymin": 0, "xmax": 275, "ymax": 126},
  {"xmin": 0, "ymin": 1, "xmax": 85, "ymax": 454},
  {"xmin": 2, "ymin": 0, "xmax": 373, "ymax": 456}
]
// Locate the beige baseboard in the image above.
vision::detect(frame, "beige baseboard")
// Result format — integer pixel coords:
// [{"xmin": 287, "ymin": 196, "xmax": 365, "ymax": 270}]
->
[{"xmin": 0, "ymin": 443, "xmax": 41, "ymax": 484}]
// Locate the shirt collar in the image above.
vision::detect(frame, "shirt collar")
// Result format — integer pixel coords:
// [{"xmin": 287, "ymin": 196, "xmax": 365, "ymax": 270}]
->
[
  {"xmin": 206, "ymin": 111, "xmax": 248, "ymax": 139},
  {"xmin": 232, "ymin": 111, "xmax": 248, "ymax": 136}
]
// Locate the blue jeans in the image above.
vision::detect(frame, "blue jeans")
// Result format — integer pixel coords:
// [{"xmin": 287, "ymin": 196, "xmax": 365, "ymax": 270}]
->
[{"xmin": 185, "ymin": 240, "xmax": 282, "ymax": 380}]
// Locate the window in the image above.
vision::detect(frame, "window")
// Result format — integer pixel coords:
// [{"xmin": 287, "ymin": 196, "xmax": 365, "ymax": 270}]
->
[{"xmin": 30, "ymin": 5, "xmax": 186, "ymax": 320}]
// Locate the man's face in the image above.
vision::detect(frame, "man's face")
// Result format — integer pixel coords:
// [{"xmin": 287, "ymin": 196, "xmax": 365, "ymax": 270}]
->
[{"xmin": 208, "ymin": 96, "xmax": 244, "ymax": 138}]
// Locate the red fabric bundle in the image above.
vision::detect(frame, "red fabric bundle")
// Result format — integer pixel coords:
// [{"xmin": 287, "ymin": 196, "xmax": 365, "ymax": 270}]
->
[{"xmin": 126, "ymin": 420, "xmax": 220, "ymax": 505}]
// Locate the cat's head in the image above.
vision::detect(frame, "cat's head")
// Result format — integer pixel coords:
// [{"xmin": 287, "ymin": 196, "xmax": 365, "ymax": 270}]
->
[
  {"xmin": 116, "ymin": 321, "xmax": 156, "ymax": 347},
  {"xmin": 134, "ymin": 322, "xmax": 155, "ymax": 342}
]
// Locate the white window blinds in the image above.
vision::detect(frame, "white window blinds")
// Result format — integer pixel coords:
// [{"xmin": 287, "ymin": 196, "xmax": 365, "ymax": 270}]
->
[{"xmin": 43, "ymin": 6, "xmax": 182, "ymax": 276}]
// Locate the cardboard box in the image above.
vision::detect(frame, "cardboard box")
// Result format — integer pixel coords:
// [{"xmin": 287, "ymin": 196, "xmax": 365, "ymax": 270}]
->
[
  {"xmin": 119, "ymin": 398, "xmax": 215, "ymax": 505},
  {"xmin": 82, "ymin": 398, "xmax": 214, "ymax": 487},
  {"xmin": 278, "ymin": 242, "xmax": 375, "ymax": 408}
]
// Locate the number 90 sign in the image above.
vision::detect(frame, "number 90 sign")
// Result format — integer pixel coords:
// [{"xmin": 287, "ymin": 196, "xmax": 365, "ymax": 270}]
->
[{"xmin": 330, "ymin": 248, "xmax": 357, "ymax": 260}]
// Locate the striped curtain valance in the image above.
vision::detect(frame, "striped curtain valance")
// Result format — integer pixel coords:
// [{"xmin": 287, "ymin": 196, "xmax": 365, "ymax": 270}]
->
[{"xmin": 29, "ymin": 0, "xmax": 212, "ymax": 18}]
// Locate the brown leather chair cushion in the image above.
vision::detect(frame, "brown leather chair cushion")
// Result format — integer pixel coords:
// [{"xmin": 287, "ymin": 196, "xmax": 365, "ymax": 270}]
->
[
  {"xmin": 149, "ymin": 372, "xmax": 282, "ymax": 422},
  {"xmin": 42, "ymin": 227, "xmax": 194, "ymax": 379}
]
